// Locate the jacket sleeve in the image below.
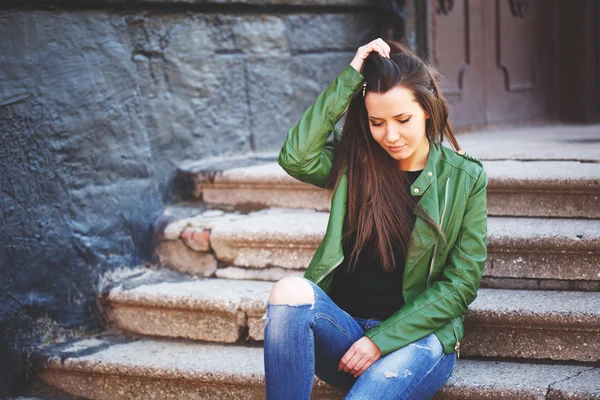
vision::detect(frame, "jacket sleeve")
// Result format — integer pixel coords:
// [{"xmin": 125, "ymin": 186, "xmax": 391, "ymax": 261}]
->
[
  {"xmin": 364, "ymin": 167, "xmax": 488, "ymax": 357},
  {"xmin": 277, "ymin": 64, "xmax": 365, "ymax": 189}
]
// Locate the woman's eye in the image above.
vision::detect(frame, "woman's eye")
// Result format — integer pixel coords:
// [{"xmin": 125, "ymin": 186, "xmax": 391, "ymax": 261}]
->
[{"xmin": 370, "ymin": 118, "xmax": 410, "ymax": 127}]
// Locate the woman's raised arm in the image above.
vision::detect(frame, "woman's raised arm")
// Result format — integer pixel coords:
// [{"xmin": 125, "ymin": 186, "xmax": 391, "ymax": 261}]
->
[
  {"xmin": 277, "ymin": 64, "xmax": 364, "ymax": 188},
  {"xmin": 277, "ymin": 38, "xmax": 391, "ymax": 188}
]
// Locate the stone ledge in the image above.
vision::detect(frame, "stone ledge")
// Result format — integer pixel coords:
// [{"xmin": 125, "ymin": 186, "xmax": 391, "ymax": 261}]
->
[
  {"xmin": 108, "ymin": 275, "xmax": 274, "ymax": 342},
  {"xmin": 180, "ymin": 157, "xmax": 600, "ymax": 217},
  {"xmin": 106, "ymin": 273, "xmax": 600, "ymax": 361},
  {"xmin": 456, "ymin": 124, "xmax": 600, "ymax": 162},
  {"xmin": 547, "ymin": 367, "xmax": 600, "ymax": 399},
  {"xmin": 463, "ymin": 289, "xmax": 600, "ymax": 362},
  {"xmin": 32, "ymin": 335, "xmax": 597, "ymax": 400},
  {"xmin": 483, "ymin": 160, "xmax": 600, "ymax": 191},
  {"xmin": 156, "ymin": 207, "xmax": 600, "ymax": 284},
  {"xmin": 480, "ymin": 276, "xmax": 600, "ymax": 292}
]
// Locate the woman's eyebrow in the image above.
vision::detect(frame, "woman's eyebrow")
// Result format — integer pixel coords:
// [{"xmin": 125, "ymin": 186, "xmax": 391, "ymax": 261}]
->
[{"xmin": 369, "ymin": 112, "xmax": 409, "ymax": 120}]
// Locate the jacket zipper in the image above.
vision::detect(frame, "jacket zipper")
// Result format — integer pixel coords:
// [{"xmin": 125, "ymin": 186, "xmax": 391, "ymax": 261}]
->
[
  {"xmin": 449, "ymin": 318, "xmax": 461, "ymax": 359},
  {"xmin": 425, "ymin": 177, "xmax": 459, "ymax": 357},
  {"xmin": 426, "ymin": 177, "xmax": 450, "ymax": 287}
]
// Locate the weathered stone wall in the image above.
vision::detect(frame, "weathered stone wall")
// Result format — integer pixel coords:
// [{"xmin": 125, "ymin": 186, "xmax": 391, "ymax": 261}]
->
[{"xmin": 0, "ymin": 2, "xmax": 376, "ymax": 394}]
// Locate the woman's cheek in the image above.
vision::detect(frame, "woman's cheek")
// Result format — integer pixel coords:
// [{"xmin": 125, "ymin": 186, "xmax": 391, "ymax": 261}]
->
[{"xmin": 371, "ymin": 129, "xmax": 385, "ymax": 144}]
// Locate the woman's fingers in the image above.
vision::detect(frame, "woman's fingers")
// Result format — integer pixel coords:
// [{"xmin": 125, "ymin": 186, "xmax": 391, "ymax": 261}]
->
[
  {"xmin": 351, "ymin": 357, "xmax": 370, "ymax": 377},
  {"xmin": 373, "ymin": 42, "xmax": 389, "ymax": 58},
  {"xmin": 339, "ymin": 345, "xmax": 367, "ymax": 374},
  {"xmin": 364, "ymin": 40, "xmax": 389, "ymax": 58},
  {"xmin": 358, "ymin": 39, "xmax": 389, "ymax": 58},
  {"xmin": 344, "ymin": 354, "xmax": 365, "ymax": 374},
  {"xmin": 338, "ymin": 347, "xmax": 355, "ymax": 372},
  {"xmin": 376, "ymin": 37, "xmax": 391, "ymax": 54},
  {"xmin": 372, "ymin": 38, "xmax": 390, "ymax": 57},
  {"xmin": 341, "ymin": 350, "xmax": 361, "ymax": 372},
  {"xmin": 354, "ymin": 359, "xmax": 375, "ymax": 378},
  {"xmin": 350, "ymin": 38, "xmax": 390, "ymax": 73}
]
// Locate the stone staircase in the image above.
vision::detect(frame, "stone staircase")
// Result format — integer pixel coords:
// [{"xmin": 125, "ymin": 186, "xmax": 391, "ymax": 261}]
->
[{"xmin": 30, "ymin": 128, "xmax": 600, "ymax": 399}]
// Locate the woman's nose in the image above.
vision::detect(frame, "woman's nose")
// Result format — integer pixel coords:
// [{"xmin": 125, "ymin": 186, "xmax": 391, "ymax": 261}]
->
[{"xmin": 386, "ymin": 129, "xmax": 400, "ymax": 143}]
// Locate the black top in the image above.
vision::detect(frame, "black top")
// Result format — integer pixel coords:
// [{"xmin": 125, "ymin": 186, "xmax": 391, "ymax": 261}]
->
[{"xmin": 329, "ymin": 169, "xmax": 423, "ymax": 319}]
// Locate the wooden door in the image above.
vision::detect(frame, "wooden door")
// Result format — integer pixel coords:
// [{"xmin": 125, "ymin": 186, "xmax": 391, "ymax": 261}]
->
[{"xmin": 430, "ymin": 0, "xmax": 557, "ymax": 129}]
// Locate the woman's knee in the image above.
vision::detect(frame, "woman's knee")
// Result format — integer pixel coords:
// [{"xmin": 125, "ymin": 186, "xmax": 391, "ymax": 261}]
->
[{"xmin": 268, "ymin": 276, "xmax": 315, "ymax": 305}]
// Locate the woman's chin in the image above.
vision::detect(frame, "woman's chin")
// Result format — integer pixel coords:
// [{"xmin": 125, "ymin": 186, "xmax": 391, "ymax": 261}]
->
[{"xmin": 386, "ymin": 150, "xmax": 410, "ymax": 161}]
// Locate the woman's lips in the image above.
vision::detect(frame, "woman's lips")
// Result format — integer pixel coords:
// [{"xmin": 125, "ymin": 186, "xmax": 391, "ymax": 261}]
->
[{"xmin": 388, "ymin": 145, "xmax": 406, "ymax": 152}]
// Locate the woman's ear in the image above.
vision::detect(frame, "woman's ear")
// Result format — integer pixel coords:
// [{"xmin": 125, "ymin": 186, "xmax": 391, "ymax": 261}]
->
[{"xmin": 424, "ymin": 110, "xmax": 431, "ymax": 119}]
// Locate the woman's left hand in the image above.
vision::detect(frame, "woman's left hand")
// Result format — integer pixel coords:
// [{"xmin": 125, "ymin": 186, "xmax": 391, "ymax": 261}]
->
[{"xmin": 338, "ymin": 336, "xmax": 382, "ymax": 378}]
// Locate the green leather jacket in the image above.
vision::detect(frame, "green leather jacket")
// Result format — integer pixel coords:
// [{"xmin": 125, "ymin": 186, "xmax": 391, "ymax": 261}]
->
[{"xmin": 277, "ymin": 64, "xmax": 488, "ymax": 358}]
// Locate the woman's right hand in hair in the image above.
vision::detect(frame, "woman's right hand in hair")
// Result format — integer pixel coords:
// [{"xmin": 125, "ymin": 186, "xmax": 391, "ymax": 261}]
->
[{"xmin": 350, "ymin": 38, "xmax": 391, "ymax": 74}]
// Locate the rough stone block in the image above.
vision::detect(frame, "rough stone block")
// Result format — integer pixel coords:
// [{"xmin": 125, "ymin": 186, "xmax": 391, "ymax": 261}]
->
[
  {"xmin": 108, "ymin": 277, "xmax": 274, "ymax": 342},
  {"xmin": 195, "ymin": 162, "xmax": 331, "ymax": 210},
  {"xmin": 547, "ymin": 367, "xmax": 600, "ymax": 399},
  {"xmin": 247, "ymin": 53, "xmax": 355, "ymax": 150},
  {"xmin": 112, "ymin": 304, "xmax": 243, "ymax": 342},
  {"xmin": 437, "ymin": 360, "xmax": 590, "ymax": 400},
  {"xmin": 209, "ymin": 208, "xmax": 328, "ymax": 269},
  {"xmin": 484, "ymin": 160, "xmax": 600, "ymax": 218},
  {"xmin": 463, "ymin": 289, "xmax": 600, "ymax": 362},
  {"xmin": 208, "ymin": 15, "xmax": 288, "ymax": 55},
  {"xmin": 486, "ymin": 216, "xmax": 600, "ymax": 282},
  {"xmin": 286, "ymin": 13, "xmax": 376, "ymax": 53},
  {"xmin": 181, "ymin": 228, "xmax": 211, "ymax": 251},
  {"xmin": 155, "ymin": 240, "xmax": 217, "ymax": 276}
]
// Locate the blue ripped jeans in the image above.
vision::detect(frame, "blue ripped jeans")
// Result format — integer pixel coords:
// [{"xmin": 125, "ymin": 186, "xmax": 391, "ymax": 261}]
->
[{"xmin": 263, "ymin": 277, "xmax": 456, "ymax": 400}]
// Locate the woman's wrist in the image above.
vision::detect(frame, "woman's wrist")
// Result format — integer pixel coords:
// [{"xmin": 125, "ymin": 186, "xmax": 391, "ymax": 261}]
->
[{"xmin": 350, "ymin": 58, "xmax": 362, "ymax": 74}]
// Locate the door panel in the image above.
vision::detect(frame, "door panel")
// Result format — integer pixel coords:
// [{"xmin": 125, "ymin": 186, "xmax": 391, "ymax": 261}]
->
[
  {"xmin": 484, "ymin": 0, "xmax": 546, "ymax": 123},
  {"xmin": 431, "ymin": 0, "xmax": 556, "ymax": 128},
  {"xmin": 432, "ymin": 0, "xmax": 486, "ymax": 127}
]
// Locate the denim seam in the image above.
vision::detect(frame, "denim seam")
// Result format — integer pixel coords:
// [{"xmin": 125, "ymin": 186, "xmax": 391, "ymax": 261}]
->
[
  {"xmin": 309, "ymin": 319, "xmax": 315, "ymax": 384},
  {"xmin": 314, "ymin": 313, "xmax": 356, "ymax": 342}
]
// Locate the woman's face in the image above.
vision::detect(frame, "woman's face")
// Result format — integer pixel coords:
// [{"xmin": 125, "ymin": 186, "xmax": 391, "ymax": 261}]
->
[{"xmin": 365, "ymin": 85, "xmax": 431, "ymax": 171}]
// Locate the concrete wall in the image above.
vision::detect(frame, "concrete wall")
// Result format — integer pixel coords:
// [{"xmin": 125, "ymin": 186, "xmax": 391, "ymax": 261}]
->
[{"xmin": 0, "ymin": 2, "xmax": 376, "ymax": 394}]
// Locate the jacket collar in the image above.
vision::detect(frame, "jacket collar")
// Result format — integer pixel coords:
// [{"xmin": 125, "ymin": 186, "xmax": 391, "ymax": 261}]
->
[{"xmin": 409, "ymin": 138, "xmax": 440, "ymax": 202}]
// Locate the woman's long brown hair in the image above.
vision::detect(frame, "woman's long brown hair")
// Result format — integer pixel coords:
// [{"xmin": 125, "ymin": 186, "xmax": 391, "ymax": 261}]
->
[{"xmin": 325, "ymin": 40, "xmax": 461, "ymax": 274}]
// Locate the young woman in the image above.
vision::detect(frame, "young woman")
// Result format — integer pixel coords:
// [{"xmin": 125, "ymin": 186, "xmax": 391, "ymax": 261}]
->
[{"xmin": 263, "ymin": 38, "xmax": 488, "ymax": 399}]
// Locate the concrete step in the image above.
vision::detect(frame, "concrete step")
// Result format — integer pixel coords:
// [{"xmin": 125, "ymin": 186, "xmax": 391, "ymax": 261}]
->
[
  {"xmin": 105, "ymin": 271, "xmax": 273, "ymax": 344},
  {"xmin": 10, "ymin": 393, "xmax": 80, "ymax": 400},
  {"xmin": 33, "ymin": 335, "xmax": 599, "ymax": 400},
  {"xmin": 8, "ymin": 398, "xmax": 60, "ymax": 400},
  {"xmin": 178, "ymin": 156, "xmax": 600, "ymax": 218},
  {"xmin": 454, "ymin": 123, "xmax": 600, "ymax": 162},
  {"xmin": 155, "ymin": 207, "xmax": 600, "ymax": 290},
  {"xmin": 105, "ymin": 272, "xmax": 600, "ymax": 362},
  {"xmin": 9, "ymin": 380, "xmax": 83, "ymax": 400}
]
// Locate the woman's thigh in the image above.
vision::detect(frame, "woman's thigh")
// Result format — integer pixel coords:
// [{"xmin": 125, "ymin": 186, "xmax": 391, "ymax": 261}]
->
[
  {"xmin": 345, "ymin": 332, "xmax": 456, "ymax": 400},
  {"xmin": 297, "ymin": 278, "xmax": 368, "ymax": 391}
]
